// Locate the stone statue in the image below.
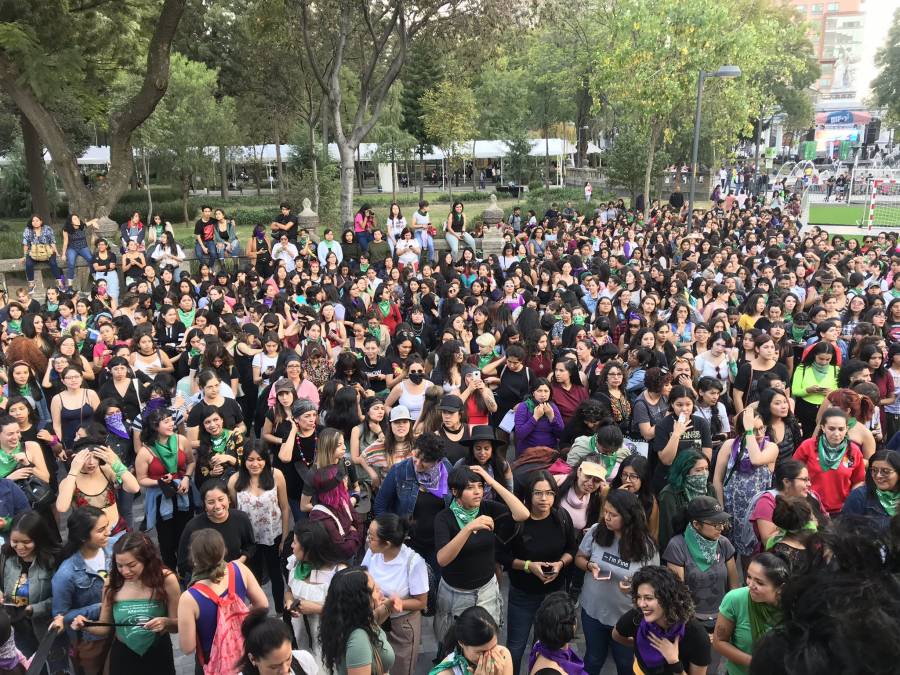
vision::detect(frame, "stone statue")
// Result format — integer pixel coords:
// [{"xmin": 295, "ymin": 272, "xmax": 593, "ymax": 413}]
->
[{"xmin": 481, "ymin": 193, "xmax": 503, "ymax": 226}]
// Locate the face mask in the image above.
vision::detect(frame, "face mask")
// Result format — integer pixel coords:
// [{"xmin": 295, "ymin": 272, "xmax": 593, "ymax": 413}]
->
[
  {"xmin": 409, "ymin": 372, "xmax": 424, "ymax": 385},
  {"xmin": 98, "ymin": 289, "xmax": 107, "ymax": 296},
  {"xmin": 573, "ymin": 315, "xmax": 585, "ymax": 326}
]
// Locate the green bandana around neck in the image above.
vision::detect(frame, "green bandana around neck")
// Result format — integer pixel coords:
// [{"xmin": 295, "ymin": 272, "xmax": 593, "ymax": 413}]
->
[
  {"xmin": 816, "ymin": 434, "xmax": 849, "ymax": 472},
  {"xmin": 765, "ymin": 520, "xmax": 817, "ymax": 550},
  {"xmin": 427, "ymin": 651, "xmax": 471, "ymax": 675},
  {"xmin": 684, "ymin": 472, "xmax": 710, "ymax": 502},
  {"xmin": 449, "ymin": 499, "xmax": 480, "ymax": 530},
  {"xmin": 477, "ymin": 353, "xmax": 494, "ymax": 370},
  {"xmin": 876, "ymin": 488, "xmax": 900, "ymax": 516},
  {"xmin": 747, "ymin": 597, "xmax": 782, "ymax": 644},
  {"xmin": 0, "ymin": 443, "xmax": 19, "ymax": 478},
  {"xmin": 152, "ymin": 434, "xmax": 179, "ymax": 474},
  {"xmin": 293, "ymin": 561, "xmax": 313, "ymax": 581},
  {"xmin": 377, "ymin": 300, "xmax": 391, "ymax": 317},
  {"xmin": 684, "ymin": 523, "xmax": 719, "ymax": 572},
  {"xmin": 210, "ymin": 430, "xmax": 231, "ymax": 455},
  {"xmin": 177, "ymin": 308, "xmax": 196, "ymax": 328},
  {"xmin": 589, "ymin": 436, "xmax": 617, "ymax": 476},
  {"xmin": 790, "ymin": 325, "xmax": 806, "ymax": 342}
]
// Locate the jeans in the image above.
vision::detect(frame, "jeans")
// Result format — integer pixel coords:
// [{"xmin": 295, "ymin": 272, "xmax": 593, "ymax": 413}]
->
[
  {"xmin": 445, "ymin": 231, "xmax": 477, "ymax": 261},
  {"xmin": 506, "ymin": 586, "xmax": 546, "ymax": 675},
  {"xmin": 415, "ymin": 230, "xmax": 435, "ymax": 262},
  {"xmin": 250, "ymin": 540, "xmax": 285, "ymax": 606},
  {"xmin": 434, "ymin": 576, "xmax": 502, "ymax": 646},
  {"xmin": 65, "ymin": 246, "xmax": 93, "ymax": 282},
  {"xmin": 24, "ymin": 254, "xmax": 62, "ymax": 283},
  {"xmin": 194, "ymin": 241, "xmax": 218, "ymax": 269},
  {"xmin": 357, "ymin": 230, "xmax": 374, "ymax": 252},
  {"xmin": 581, "ymin": 608, "xmax": 633, "ymax": 675}
]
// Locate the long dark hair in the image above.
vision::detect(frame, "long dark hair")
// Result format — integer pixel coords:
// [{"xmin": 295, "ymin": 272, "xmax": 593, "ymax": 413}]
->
[
  {"xmin": 60, "ymin": 506, "xmax": 105, "ymax": 561},
  {"xmin": 319, "ymin": 567, "xmax": 381, "ymax": 673},
  {"xmin": 1, "ymin": 511, "xmax": 59, "ymax": 570},
  {"xmin": 238, "ymin": 609, "xmax": 308, "ymax": 675},
  {"xmin": 234, "ymin": 443, "xmax": 276, "ymax": 492},
  {"xmin": 106, "ymin": 532, "xmax": 167, "ymax": 602},
  {"xmin": 293, "ymin": 520, "xmax": 343, "ymax": 569},
  {"xmin": 557, "ymin": 454, "xmax": 604, "ymax": 528},
  {"xmin": 866, "ymin": 450, "xmax": 900, "ymax": 498},
  {"xmin": 592, "ymin": 489, "xmax": 656, "ymax": 563},
  {"xmin": 520, "ymin": 470, "xmax": 571, "ymax": 532},
  {"xmin": 436, "ymin": 606, "xmax": 498, "ymax": 664},
  {"xmin": 609, "ymin": 455, "xmax": 655, "ymax": 521}
]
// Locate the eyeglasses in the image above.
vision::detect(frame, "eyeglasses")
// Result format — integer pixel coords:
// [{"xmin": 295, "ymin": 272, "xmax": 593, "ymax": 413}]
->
[
  {"xmin": 792, "ymin": 476, "xmax": 812, "ymax": 483},
  {"xmin": 871, "ymin": 468, "xmax": 897, "ymax": 478},
  {"xmin": 619, "ymin": 473, "xmax": 640, "ymax": 482},
  {"xmin": 532, "ymin": 490, "xmax": 556, "ymax": 498},
  {"xmin": 701, "ymin": 521, "xmax": 727, "ymax": 530}
]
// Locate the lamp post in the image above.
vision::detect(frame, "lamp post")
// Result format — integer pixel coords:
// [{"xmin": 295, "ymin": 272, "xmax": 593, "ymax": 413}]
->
[{"xmin": 687, "ymin": 65, "xmax": 741, "ymax": 231}]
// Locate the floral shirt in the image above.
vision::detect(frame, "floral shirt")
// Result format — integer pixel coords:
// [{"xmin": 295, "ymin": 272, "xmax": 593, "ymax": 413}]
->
[{"xmin": 22, "ymin": 226, "xmax": 56, "ymax": 247}]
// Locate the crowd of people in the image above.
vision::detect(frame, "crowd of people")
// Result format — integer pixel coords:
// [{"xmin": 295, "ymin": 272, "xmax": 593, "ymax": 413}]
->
[{"xmin": 0, "ymin": 186, "xmax": 899, "ymax": 675}]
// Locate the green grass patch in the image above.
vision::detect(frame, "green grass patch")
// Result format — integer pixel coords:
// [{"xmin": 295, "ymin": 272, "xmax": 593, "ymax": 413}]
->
[{"xmin": 808, "ymin": 204, "xmax": 866, "ymax": 226}]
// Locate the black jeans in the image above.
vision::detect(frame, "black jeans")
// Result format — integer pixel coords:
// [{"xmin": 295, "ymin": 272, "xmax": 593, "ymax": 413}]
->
[
  {"xmin": 156, "ymin": 508, "xmax": 193, "ymax": 573},
  {"xmin": 251, "ymin": 539, "xmax": 285, "ymax": 606}
]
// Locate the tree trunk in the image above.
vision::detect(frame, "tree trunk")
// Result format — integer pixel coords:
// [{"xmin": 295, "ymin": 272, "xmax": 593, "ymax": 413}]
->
[
  {"xmin": 20, "ymin": 113, "xmax": 52, "ymax": 224},
  {"xmin": 219, "ymin": 145, "xmax": 229, "ymax": 199},
  {"xmin": 339, "ymin": 143, "xmax": 356, "ymax": 230},
  {"xmin": 143, "ymin": 149, "xmax": 153, "ymax": 219},
  {"xmin": 544, "ymin": 127, "xmax": 550, "ymax": 189},
  {"xmin": 255, "ymin": 146, "xmax": 262, "ymax": 196},
  {"xmin": 309, "ymin": 121, "xmax": 320, "ymax": 213},
  {"xmin": 181, "ymin": 173, "xmax": 190, "ymax": 225},
  {"xmin": 472, "ymin": 141, "xmax": 477, "ymax": 192},
  {"xmin": 274, "ymin": 130, "xmax": 284, "ymax": 201},
  {"xmin": 418, "ymin": 148, "xmax": 425, "ymax": 201},
  {"xmin": 642, "ymin": 122, "xmax": 662, "ymax": 212},
  {"xmin": 391, "ymin": 145, "xmax": 397, "ymax": 202}
]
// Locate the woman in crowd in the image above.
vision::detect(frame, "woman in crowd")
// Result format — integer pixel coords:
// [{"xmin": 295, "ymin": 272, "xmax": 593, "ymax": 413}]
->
[
  {"xmin": 793, "ymin": 407, "xmax": 866, "ymax": 516},
  {"xmin": 50, "ymin": 366, "xmax": 100, "ymax": 453},
  {"xmin": 593, "ymin": 360, "xmax": 632, "ymax": 436},
  {"xmin": 658, "ymin": 450, "xmax": 718, "ymax": 554},
  {"xmin": 430, "ymin": 606, "xmax": 512, "ymax": 675},
  {"xmin": 575, "ymin": 489, "xmax": 659, "ymax": 675},
  {"xmin": 433, "ymin": 465, "xmax": 529, "ymax": 642},
  {"xmin": 178, "ymin": 529, "xmax": 268, "ymax": 673},
  {"xmin": 228, "ymin": 444, "xmax": 290, "ymax": 607},
  {"xmin": 612, "ymin": 565, "xmax": 712, "ymax": 675},
  {"xmin": 713, "ymin": 553, "xmax": 789, "ymax": 675},
  {"xmin": 631, "ymin": 367, "xmax": 672, "ymax": 447},
  {"xmin": 527, "ymin": 592, "xmax": 585, "ymax": 675},
  {"xmin": 763, "ymin": 496, "xmax": 817, "ymax": 567},
  {"xmin": 757, "ymin": 387, "xmax": 801, "ymax": 466},
  {"xmin": 237, "ymin": 609, "xmax": 318, "ymax": 675},
  {"xmin": 185, "ymin": 370, "xmax": 246, "ymax": 450},
  {"xmin": 733, "ymin": 335, "xmax": 789, "ymax": 414},
  {"xmin": 455, "ymin": 425, "xmax": 513, "ymax": 500},
  {"xmin": 790, "ymin": 342, "xmax": 839, "ymax": 436},
  {"xmin": 319, "ymin": 567, "xmax": 396, "ymax": 675},
  {"xmin": 550, "ymin": 359, "xmax": 589, "ymax": 426},
  {"xmin": 513, "ymin": 378, "xmax": 564, "ymax": 457},
  {"xmin": 499, "ymin": 470, "xmax": 577, "ymax": 675},
  {"xmin": 649, "ymin": 386, "xmax": 713, "ymax": 493},
  {"xmin": 610, "ymin": 455, "xmax": 659, "ymax": 543},
  {"xmin": 195, "ymin": 406, "xmax": 244, "ymax": 482},
  {"xmin": 841, "ymin": 448, "xmax": 900, "ymax": 532},
  {"xmin": 385, "ymin": 356, "xmax": 432, "ymax": 421},
  {"xmin": 71, "ymin": 532, "xmax": 180, "ymax": 674},
  {"xmin": 362, "ymin": 513, "xmax": 429, "ymax": 675}
]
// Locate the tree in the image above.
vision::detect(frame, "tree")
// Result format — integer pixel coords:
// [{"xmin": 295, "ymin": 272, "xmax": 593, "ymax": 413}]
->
[
  {"xmin": 872, "ymin": 8, "xmax": 900, "ymax": 125},
  {"xmin": 400, "ymin": 40, "xmax": 443, "ymax": 198},
  {"xmin": 297, "ymin": 0, "xmax": 516, "ymax": 228},
  {"xmin": 603, "ymin": 125, "xmax": 668, "ymax": 202},
  {"xmin": 134, "ymin": 55, "xmax": 237, "ymax": 224},
  {"xmin": 503, "ymin": 131, "xmax": 533, "ymax": 186},
  {"xmin": 0, "ymin": 0, "xmax": 188, "ymax": 219},
  {"xmin": 420, "ymin": 79, "xmax": 478, "ymax": 199}
]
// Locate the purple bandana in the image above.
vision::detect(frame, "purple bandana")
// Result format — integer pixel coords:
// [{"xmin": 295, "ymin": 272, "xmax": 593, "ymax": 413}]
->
[
  {"xmin": 636, "ymin": 619, "xmax": 686, "ymax": 670},
  {"xmin": 528, "ymin": 641, "xmax": 587, "ymax": 675},
  {"xmin": 416, "ymin": 461, "xmax": 448, "ymax": 498}
]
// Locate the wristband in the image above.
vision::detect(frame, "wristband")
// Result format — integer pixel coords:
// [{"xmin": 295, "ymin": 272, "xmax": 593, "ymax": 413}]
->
[
  {"xmin": 524, "ymin": 560, "xmax": 531, "ymax": 572},
  {"xmin": 111, "ymin": 460, "xmax": 127, "ymax": 482},
  {"xmin": 744, "ymin": 429, "xmax": 754, "ymax": 437}
]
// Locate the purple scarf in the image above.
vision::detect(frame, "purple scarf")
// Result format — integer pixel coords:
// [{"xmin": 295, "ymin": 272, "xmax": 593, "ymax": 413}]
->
[
  {"xmin": 528, "ymin": 642, "xmax": 586, "ymax": 675},
  {"xmin": 636, "ymin": 619, "xmax": 686, "ymax": 670},
  {"xmin": 730, "ymin": 435, "xmax": 768, "ymax": 474},
  {"xmin": 416, "ymin": 461, "xmax": 448, "ymax": 498}
]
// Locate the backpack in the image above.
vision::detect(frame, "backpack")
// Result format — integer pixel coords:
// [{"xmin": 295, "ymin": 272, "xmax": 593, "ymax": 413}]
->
[{"xmin": 191, "ymin": 562, "xmax": 250, "ymax": 675}]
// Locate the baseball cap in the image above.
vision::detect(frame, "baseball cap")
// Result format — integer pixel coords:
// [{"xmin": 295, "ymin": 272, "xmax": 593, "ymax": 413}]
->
[
  {"xmin": 438, "ymin": 395, "xmax": 464, "ymax": 412},
  {"xmin": 686, "ymin": 496, "xmax": 730, "ymax": 524},
  {"xmin": 389, "ymin": 406, "xmax": 413, "ymax": 422},
  {"xmin": 579, "ymin": 461, "xmax": 607, "ymax": 480}
]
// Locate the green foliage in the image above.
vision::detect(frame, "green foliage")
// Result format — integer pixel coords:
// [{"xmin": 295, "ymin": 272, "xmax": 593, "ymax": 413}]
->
[
  {"xmin": 872, "ymin": 8, "xmax": 900, "ymax": 127},
  {"xmin": 400, "ymin": 40, "xmax": 443, "ymax": 146},
  {"xmin": 504, "ymin": 132, "xmax": 534, "ymax": 185},
  {"xmin": 603, "ymin": 126, "xmax": 669, "ymax": 199},
  {"xmin": 0, "ymin": 145, "xmax": 58, "ymax": 218},
  {"xmin": 290, "ymin": 161, "xmax": 342, "ymax": 226},
  {"xmin": 420, "ymin": 79, "xmax": 478, "ymax": 175}
]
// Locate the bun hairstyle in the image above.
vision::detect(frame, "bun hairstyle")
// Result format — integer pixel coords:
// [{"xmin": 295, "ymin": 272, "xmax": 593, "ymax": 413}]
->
[
  {"xmin": 771, "ymin": 496, "xmax": 813, "ymax": 533},
  {"xmin": 373, "ymin": 513, "xmax": 410, "ymax": 548},
  {"xmin": 189, "ymin": 528, "xmax": 227, "ymax": 584},
  {"xmin": 533, "ymin": 591, "xmax": 577, "ymax": 650},
  {"xmin": 238, "ymin": 609, "xmax": 302, "ymax": 675}
]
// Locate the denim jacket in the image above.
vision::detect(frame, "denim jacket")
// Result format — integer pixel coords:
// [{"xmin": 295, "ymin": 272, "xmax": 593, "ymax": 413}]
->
[
  {"xmin": 1, "ymin": 554, "xmax": 54, "ymax": 637},
  {"xmin": 374, "ymin": 457, "xmax": 452, "ymax": 517},
  {"xmin": 51, "ymin": 545, "xmax": 114, "ymax": 642}
]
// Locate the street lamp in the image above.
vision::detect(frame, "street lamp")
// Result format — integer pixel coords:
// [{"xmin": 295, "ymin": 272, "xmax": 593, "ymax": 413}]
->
[{"xmin": 687, "ymin": 65, "xmax": 741, "ymax": 231}]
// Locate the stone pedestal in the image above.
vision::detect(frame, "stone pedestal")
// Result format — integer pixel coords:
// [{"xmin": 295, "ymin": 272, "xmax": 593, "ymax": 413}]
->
[
  {"xmin": 481, "ymin": 194, "xmax": 504, "ymax": 226},
  {"xmin": 297, "ymin": 198, "xmax": 320, "ymax": 233}
]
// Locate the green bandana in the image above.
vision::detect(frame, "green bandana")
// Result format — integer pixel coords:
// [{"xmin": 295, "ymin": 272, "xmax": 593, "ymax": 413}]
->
[
  {"xmin": 377, "ymin": 300, "xmax": 391, "ymax": 317},
  {"xmin": 684, "ymin": 472, "xmax": 710, "ymax": 502},
  {"xmin": 747, "ymin": 598, "xmax": 782, "ymax": 644},
  {"xmin": 177, "ymin": 308, "xmax": 195, "ymax": 328},
  {"xmin": 876, "ymin": 488, "xmax": 900, "ymax": 516},
  {"xmin": 589, "ymin": 436, "xmax": 617, "ymax": 476},
  {"xmin": 449, "ymin": 499, "xmax": 480, "ymax": 530},
  {"xmin": 0, "ymin": 443, "xmax": 19, "ymax": 479},
  {"xmin": 152, "ymin": 434, "xmax": 179, "ymax": 475},
  {"xmin": 816, "ymin": 435, "xmax": 848, "ymax": 472},
  {"xmin": 684, "ymin": 523, "xmax": 719, "ymax": 572},
  {"xmin": 573, "ymin": 315, "xmax": 585, "ymax": 326},
  {"xmin": 293, "ymin": 561, "xmax": 313, "ymax": 581},
  {"xmin": 765, "ymin": 520, "xmax": 817, "ymax": 550},
  {"xmin": 8, "ymin": 320, "xmax": 20, "ymax": 334},
  {"xmin": 790, "ymin": 325, "xmax": 807, "ymax": 342},
  {"xmin": 211, "ymin": 430, "xmax": 231, "ymax": 455},
  {"xmin": 369, "ymin": 326, "xmax": 383, "ymax": 342},
  {"xmin": 811, "ymin": 362, "xmax": 830, "ymax": 379},
  {"xmin": 428, "ymin": 651, "xmax": 471, "ymax": 675},
  {"xmin": 477, "ymin": 354, "xmax": 494, "ymax": 370},
  {"xmin": 113, "ymin": 599, "xmax": 166, "ymax": 656}
]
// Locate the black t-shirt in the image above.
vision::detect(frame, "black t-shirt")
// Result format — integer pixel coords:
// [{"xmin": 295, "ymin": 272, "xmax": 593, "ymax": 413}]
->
[
  {"xmin": 186, "ymin": 398, "xmax": 244, "ymax": 430},
  {"xmin": 499, "ymin": 511, "xmax": 577, "ymax": 595},
  {"xmin": 614, "ymin": 609, "xmax": 711, "ymax": 674},
  {"xmin": 194, "ymin": 218, "xmax": 215, "ymax": 242},
  {"xmin": 360, "ymin": 356, "xmax": 391, "ymax": 389},
  {"xmin": 93, "ymin": 251, "xmax": 117, "ymax": 273},
  {"xmin": 409, "ymin": 489, "xmax": 446, "ymax": 556},
  {"xmin": 434, "ymin": 499, "xmax": 509, "ymax": 589},
  {"xmin": 176, "ymin": 510, "xmax": 256, "ymax": 580},
  {"xmin": 650, "ymin": 414, "xmax": 712, "ymax": 494},
  {"xmin": 438, "ymin": 427, "xmax": 470, "ymax": 466},
  {"xmin": 733, "ymin": 361, "xmax": 789, "ymax": 403},
  {"xmin": 98, "ymin": 379, "xmax": 142, "ymax": 425},
  {"xmin": 274, "ymin": 214, "xmax": 299, "ymax": 241},
  {"xmin": 274, "ymin": 431, "xmax": 317, "ymax": 499}
]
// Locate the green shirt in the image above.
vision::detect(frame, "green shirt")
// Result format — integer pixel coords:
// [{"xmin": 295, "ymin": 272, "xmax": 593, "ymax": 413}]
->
[
  {"xmin": 340, "ymin": 627, "xmax": 395, "ymax": 675},
  {"xmin": 718, "ymin": 587, "xmax": 753, "ymax": 675}
]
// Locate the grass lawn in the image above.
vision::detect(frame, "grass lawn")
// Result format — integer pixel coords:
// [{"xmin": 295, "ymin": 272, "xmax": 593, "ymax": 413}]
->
[{"xmin": 808, "ymin": 203, "xmax": 866, "ymax": 226}]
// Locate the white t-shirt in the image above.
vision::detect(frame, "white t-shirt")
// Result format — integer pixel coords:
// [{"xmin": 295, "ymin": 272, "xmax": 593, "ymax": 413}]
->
[
  {"xmin": 84, "ymin": 549, "xmax": 106, "ymax": 576},
  {"xmin": 252, "ymin": 352, "xmax": 279, "ymax": 386},
  {"xmin": 361, "ymin": 544, "xmax": 429, "ymax": 617},
  {"xmin": 412, "ymin": 211, "xmax": 430, "ymax": 230}
]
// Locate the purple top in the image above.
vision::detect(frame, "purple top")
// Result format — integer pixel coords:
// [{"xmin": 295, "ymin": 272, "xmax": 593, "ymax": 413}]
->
[
  {"xmin": 513, "ymin": 400, "xmax": 565, "ymax": 455},
  {"xmin": 188, "ymin": 563, "xmax": 248, "ymax": 659}
]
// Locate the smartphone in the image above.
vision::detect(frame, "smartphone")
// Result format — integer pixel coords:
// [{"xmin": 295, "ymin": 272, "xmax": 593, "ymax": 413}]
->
[
  {"xmin": 595, "ymin": 566, "xmax": 612, "ymax": 581},
  {"xmin": 471, "ymin": 371, "xmax": 481, "ymax": 380}
]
